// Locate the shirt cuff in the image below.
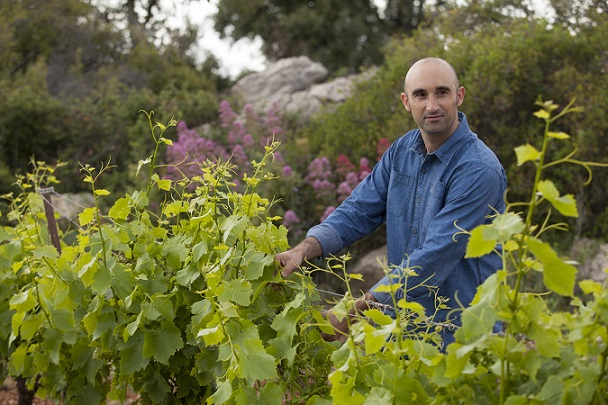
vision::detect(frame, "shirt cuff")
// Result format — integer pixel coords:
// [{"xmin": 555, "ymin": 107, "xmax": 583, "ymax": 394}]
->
[
  {"xmin": 305, "ymin": 223, "xmax": 344, "ymax": 258},
  {"xmin": 369, "ymin": 274, "xmax": 405, "ymax": 306}
]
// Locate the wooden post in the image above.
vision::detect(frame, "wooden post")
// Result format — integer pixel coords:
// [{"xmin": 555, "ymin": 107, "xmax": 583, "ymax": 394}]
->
[{"xmin": 38, "ymin": 187, "xmax": 62, "ymax": 254}]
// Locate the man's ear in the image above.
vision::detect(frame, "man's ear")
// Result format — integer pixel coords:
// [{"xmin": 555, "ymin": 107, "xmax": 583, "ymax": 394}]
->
[
  {"xmin": 456, "ymin": 86, "xmax": 466, "ymax": 107},
  {"xmin": 401, "ymin": 93, "xmax": 411, "ymax": 112}
]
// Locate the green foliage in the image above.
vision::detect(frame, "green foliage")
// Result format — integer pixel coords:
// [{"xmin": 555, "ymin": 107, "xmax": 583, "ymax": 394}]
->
[
  {"xmin": 1, "ymin": 101, "xmax": 608, "ymax": 404},
  {"xmin": 301, "ymin": 99, "xmax": 608, "ymax": 404},
  {"xmin": 214, "ymin": 0, "xmax": 391, "ymax": 74},
  {"xmin": 300, "ymin": 12, "xmax": 608, "ymax": 241},
  {"xmin": 0, "ymin": 113, "xmax": 336, "ymax": 404},
  {"xmin": 0, "ymin": 0, "xmax": 221, "ymax": 204}
]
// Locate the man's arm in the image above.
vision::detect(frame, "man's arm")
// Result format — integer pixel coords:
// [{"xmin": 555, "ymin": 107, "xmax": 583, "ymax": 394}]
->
[{"xmin": 275, "ymin": 236, "xmax": 322, "ymax": 277}]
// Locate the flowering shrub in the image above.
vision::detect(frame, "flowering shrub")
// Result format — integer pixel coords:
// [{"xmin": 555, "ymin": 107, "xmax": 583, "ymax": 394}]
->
[
  {"xmin": 305, "ymin": 145, "xmax": 387, "ymax": 221},
  {"xmin": 163, "ymin": 99, "xmax": 390, "ymax": 244},
  {"xmin": 164, "ymin": 101, "xmax": 287, "ymax": 187}
]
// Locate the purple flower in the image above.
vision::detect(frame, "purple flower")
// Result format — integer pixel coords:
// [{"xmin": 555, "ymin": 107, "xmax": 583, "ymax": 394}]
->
[
  {"xmin": 305, "ymin": 157, "xmax": 332, "ymax": 185},
  {"xmin": 311, "ymin": 179, "xmax": 335, "ymax": 199},
  {"xmin": 164, "ymin": 121, "xmax": 229, "ymax": 180},
  {"xmin": 336, "ymin": 181, "xmax": 353, "ymax": 202},
  {"xmin": 219, "ymin": 100, "xmax": 237, "ymax": 128},
  {"xmin": 283, "ymin": 210, "xmax": 301, "ymax": 230},
  {"xmin": 231, "ymin": 144, "xmax": 249, "ymax": 168},
  {"xmin": 345, "ymin": 171, "xmax": 360, "ymax": 188},
  {"xmin": 282, "ymin": 165, "xmax": 293, "ymax": 177}
]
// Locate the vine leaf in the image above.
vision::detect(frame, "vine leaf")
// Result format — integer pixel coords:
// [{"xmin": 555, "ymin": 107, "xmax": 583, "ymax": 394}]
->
[
  {"xmin": 537, "ymin": 180, "xmax": 578, "ymax": 217},
  {"xmin": 108, "ymin": 197, "xmax": 130, "ymax": 220},
  {"xmin": 235, "ymin": 382, "xmax": 283, "ymax": 405},
  {"xmin": 465, "ymin": 225, "xmax": 496, "ymax": 258},
  {"xmin": 143, "ymin": 321, "xmax": 184, "ymax": 364},
  {"xmin": 514, "ymin": 143, "xmax": 541, "ymax": 166},
  {"xmin": 527, "ymin": 237, "xmax": 576, "ymax": 296}
]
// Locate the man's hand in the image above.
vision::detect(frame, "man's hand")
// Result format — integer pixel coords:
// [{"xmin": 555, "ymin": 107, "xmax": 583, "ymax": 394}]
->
[
  {"xmin": 321, "ymin": 292, "xmax": 378, "ymax": 342},
  {"xmin": 275, "ymin": 237, "xmax": 322, "ymax": 278}
]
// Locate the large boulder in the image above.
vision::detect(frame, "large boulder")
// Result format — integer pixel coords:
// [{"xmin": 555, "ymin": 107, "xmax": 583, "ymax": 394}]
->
[
  {"xmin": 570, "ymin": 237, "xmax": 608, "ymax": 284},
  {"xmin": 231, "ymin": 56, "xmax": 375, "ymax": 117},
  {"xmin": 347, "ymin": 245, "xmax": 388, "ymax": 295}
]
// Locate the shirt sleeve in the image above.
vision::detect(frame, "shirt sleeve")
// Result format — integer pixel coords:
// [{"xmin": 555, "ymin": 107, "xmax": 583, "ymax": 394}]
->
[
  {"xmin": 370, "ymin": 162, "xmax": 505, "ymax": 303},
  {"xmin": 306, "ymin": 142, "xmax": 395, "ymax": 257}
]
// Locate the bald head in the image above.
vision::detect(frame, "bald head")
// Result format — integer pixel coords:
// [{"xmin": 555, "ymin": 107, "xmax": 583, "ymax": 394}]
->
[
  {"xmin": 400, "ymin": 57, "xmax": 465, "ymax": 151},
  {"xmin": 404, "ymin": 58, "xmax": 460, "ymax": 96}
]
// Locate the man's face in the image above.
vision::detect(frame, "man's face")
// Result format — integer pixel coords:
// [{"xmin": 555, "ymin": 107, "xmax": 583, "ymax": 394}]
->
[{"xmin": 401, "ymin": 61, "xmax": 465, "ymax": 141}]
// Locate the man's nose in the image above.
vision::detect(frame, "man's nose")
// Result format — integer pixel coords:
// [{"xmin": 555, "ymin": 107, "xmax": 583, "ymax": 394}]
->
[{"xmin": 426, "ymin": 95, "xmax": 440, "ymax": 111}]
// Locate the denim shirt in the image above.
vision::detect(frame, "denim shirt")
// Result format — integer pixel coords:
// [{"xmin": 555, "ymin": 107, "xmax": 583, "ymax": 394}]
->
[{"xmin": 307, "ymin": 112, "xmax": 506, "ymax": 342}]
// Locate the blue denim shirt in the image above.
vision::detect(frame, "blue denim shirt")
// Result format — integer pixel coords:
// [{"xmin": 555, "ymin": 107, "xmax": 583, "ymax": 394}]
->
[{"xmin": 307, "ymin": 112, "xmax": 506, "ymax": 343}]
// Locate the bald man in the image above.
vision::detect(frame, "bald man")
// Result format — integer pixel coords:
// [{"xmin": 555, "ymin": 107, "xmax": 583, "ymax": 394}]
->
[{"xmin": 276, "ymin": 57, "xmax": 506, "ymax": 347}]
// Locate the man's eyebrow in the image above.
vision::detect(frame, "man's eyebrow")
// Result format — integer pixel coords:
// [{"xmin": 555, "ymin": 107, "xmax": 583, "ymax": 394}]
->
[
  {"xmin": 411, "ymin": 88, "xmax": 426, "ymax": 96},
  {"xmin": 436, "ymin": 85, "xmax": 452, "ymax": 92}
]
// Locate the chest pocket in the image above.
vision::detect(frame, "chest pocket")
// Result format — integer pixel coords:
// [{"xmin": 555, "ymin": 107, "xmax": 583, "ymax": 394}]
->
[
  {"xmin": 387, "ymin": 170, "xmax": 414, "ymax": 217},
  {"xmin": 430, "ymin": 180, "xmax": 446, "ymax": 200}
]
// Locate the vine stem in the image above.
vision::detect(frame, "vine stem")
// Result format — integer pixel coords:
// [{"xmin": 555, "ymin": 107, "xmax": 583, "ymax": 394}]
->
[{"xmin": 592, "ymin": 325, "xmax": 608, "ymax": 404}]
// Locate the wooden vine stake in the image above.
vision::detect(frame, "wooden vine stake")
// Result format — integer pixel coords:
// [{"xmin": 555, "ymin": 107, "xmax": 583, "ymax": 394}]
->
[{"xmin": 38, "ymin": 187, "xmax": 62, "ymax": 254}]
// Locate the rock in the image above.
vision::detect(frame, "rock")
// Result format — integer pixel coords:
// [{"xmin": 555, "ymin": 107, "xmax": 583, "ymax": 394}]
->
[
  {"xmin": 348, "ymin": 245, "xmax": 388, "ymax": 295},
  {"xmin": 232, "ymin": 56, "xmax": 328, "ymax": 106},
  {"xmin": 231, "ymin": 56, "xmax": 376, "ymax": 118},
  {"xmin": 570, "ymin": 237, "xmax": 608, "ymax": 283}
]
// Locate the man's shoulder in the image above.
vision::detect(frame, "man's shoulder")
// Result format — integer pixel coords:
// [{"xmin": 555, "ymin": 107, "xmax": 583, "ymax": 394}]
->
[{"xmin": 393, "ymin": 128, "xmax": 422, "ymax": 149}]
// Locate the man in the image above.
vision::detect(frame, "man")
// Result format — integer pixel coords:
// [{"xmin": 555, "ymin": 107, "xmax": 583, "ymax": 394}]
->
[{"xmin": 276, "ymin": 57, "xmax": 506, "ymax": 346}]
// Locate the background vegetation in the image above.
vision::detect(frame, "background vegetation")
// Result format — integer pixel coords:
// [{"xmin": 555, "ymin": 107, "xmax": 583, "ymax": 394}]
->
[
  {"xmin": 1, "ymin": 0, "xmax": 607, "ymax": 403},
  {"xmin": 1, "ymin": 0, "xmax": 607, "ymax": 266}
]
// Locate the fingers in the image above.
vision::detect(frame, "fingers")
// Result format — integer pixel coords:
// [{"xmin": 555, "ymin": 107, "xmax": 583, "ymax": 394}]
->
[
  {"xmin": 321, "ymin": 309, "xmax": 350, "ymax": 342},
  {"xmin": 274, "ymin": 251, "xmax": 301, "ymax": 278}
]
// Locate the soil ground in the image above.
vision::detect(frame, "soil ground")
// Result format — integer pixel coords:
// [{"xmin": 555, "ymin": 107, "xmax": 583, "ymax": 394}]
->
[{"xmin": 0, "ymin": 378, "xmax": 140, "ymax": 405}]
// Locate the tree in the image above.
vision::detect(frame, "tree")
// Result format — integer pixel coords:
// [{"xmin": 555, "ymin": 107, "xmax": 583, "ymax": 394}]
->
[
  {"xmin": 0, "ymin": 0, "xmax": 222, "ymax": 198},
  {"xmin": 214, "ymin": 0, "xmax": 414, "ymax": 73},
  {"xmin": 296, "ymin": 4, "xmax": 608, "ymax": 241}
]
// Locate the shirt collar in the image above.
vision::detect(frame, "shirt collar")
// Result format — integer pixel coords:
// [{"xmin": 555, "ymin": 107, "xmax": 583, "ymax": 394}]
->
[{"xmin": 428, "ymin": 112, "xmax": 470, "ymax": 163}]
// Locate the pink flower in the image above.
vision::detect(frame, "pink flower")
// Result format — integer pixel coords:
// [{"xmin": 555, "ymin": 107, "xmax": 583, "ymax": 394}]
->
[
  {"xmin": 282, "ymin": 165, "xmax": 293, "ymax": 177},
  {"xmin": 305, "ymin": 157, "xmax": 332, "ymax": 184},
  {"xmin": 336, "ymin": 181, "xmax": 353, "ymax": 202},
  {"xmin": 335, "ymin": 154, "xmax": 356, "ymax": 177},
  {"xmin": 345, "ymin": 172, "xmax": 360, "ymax": 188},
  {"xmin": 376, "ymin": 138, "xmax": 391, "ymax": 161},
  {"xmin": 311, "ymin": 179, "xmax": 335, "ymax": 199},
  {"xmin": 219, "ymin": 100, "xmax": 237, "ymax": 128},
  {"xmin": 283, "ymin": 210, "xmax": 301, "ymax": 230},
  {"xmin": 359, "ymin": 157, "xmax": 372, "ymax": 175}
]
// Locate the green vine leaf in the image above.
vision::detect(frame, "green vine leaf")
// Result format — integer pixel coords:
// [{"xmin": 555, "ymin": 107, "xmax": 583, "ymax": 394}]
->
[
  {"xmin": 514, "ymin": 143, "xmax": 541, "ymax": 165},
  {"xmin": 235, "ymin": 382, "xmax": 283, "ymax": 405},
  {"xmin": 142, "ymin": 321, "xmax": 184, "ymax": 364},
  {"xmin": 537, "ymin": 180, "xmax": 578, "ymax": 217},
  {"xmin": 465, "ymin": 225, "xmax": 497, "ymax": 258},
  {"xmin": 78, "ymin": 207, "xmax": 96, "ymax": 226},
  {"xmin": 108, "ymin": 197, "xmax": 130, "ymax": 220},
  {"xmin": 527, "ymin": 237, "xmax": 576, "ymax": 296}
]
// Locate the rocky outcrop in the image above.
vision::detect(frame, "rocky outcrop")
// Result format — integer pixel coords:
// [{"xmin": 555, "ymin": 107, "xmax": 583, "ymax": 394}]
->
[
  {"xmin": 570, "ymin": 237, "xmax": 608, "ymax": 283},
  {"xmin": 231, "ymin": 56, "xmax": 375, "ymax": 118},
  {"xmin": 347, "ymin": 245, "xmax": 388, "ymax": 294}
]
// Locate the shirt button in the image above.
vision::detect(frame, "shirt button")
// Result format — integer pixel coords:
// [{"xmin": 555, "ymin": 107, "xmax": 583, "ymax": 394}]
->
[
  {"xmin": 412, "ymin": 228, "xmax": 418, "ymax": 235},
  {"xmin": 421, "ymin": 169, "xmax": 426, "ymax": 174}
]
